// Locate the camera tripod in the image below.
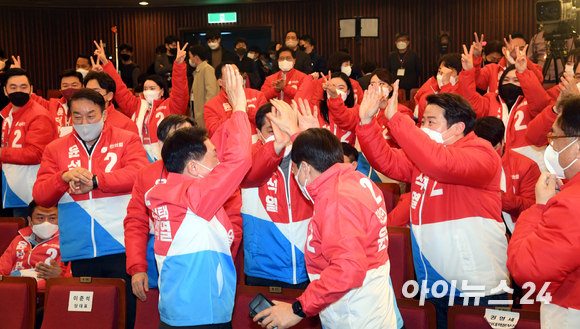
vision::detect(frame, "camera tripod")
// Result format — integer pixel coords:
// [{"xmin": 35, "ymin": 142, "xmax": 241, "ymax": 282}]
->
[{"xmin": 543, "ymin": 39, "xmax": 569, "ymax": 82}]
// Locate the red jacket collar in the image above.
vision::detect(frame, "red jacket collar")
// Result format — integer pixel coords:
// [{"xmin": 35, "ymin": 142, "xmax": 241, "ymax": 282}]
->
[
  {"xmin": 0, "ymin": 98, "xmax": 35, "ymax": 119},
  {"xmin": 562, "ymin": 170, "xmax": 580, "ymax": 191},
  {"xmin": 305, "ymin": 163, "xmax": 355, "ymax": 202}
]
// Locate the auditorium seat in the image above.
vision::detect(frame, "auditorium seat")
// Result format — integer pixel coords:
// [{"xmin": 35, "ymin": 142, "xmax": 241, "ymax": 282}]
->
[
  {"xmin": 397, "ymin": 298, "xmax": 436, "ymax": 329},
  {"xmin": 447, "ymin": 305, "xmax": 540, "ymax": 329},
  {"xmin": 46, "ymin": 90, "xmax": 62, "ymax": 100},
  {"xmin": 42, "ymin": 277, "xmax": 126, "ymax": 329},
  {"xmin": 0, "ymin": 275, "xmax": 37, "ymax": 329},
  {"xmin": 398, "ymin": 88, "xmax": 407, "ymax": 102},
  {"xmin": 134, "ymin": 288, "xmax": 160, "ymax": 329},
  {"xmin": 233, "ymin": 285, "xmax": 322, "ymax": 329},
  {"xmin": 410, "ymin": 88, "xmax": 420, "ymax": 111},
  {"xmin": 387, "ymin": 227, "xmax": 414, "ymax": 298},
  {"xmin": 0, "ymin": 217, "xmax": 25, "ymax": 255},
  {"xmin": 375, "ymin": 182, "xmax": 400, "ymax": 213}
]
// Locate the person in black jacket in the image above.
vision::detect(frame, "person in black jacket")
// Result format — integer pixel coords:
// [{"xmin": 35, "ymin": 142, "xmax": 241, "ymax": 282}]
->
[
  {"xmin": 205, "ymin": 29, "xmax": 236, "ymax": 69},
  {"xmin": 248, "ymin": 45, "xmax": 266, "ymax": 88},
  {"xmin": 272, "ymin": 30, "xmax": 313, "ymax": 74},
  {"xmin": 234, "ymin": 38, "xmax": 261, "ymax": 89},
  {"xmin": 386, "ymin": 32, "xmax": 422, "ymax": 99},
  {"xmin": 300, "ymin": 34, "xmax": 327, "ymax": 76}
]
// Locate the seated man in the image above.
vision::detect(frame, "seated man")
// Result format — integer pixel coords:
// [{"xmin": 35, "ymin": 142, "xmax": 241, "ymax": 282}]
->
[
  {"xmin": 84, "ymin": 71, "xmax": 139, "ymax": 135},
  {"xmin": 508, "ymin": 94, "xmax": 580, "ymax": 328},
  {"xmin": 0, "ymin": 200, "xmax": 66, "ymax": 290},
  {"xmin": 32, "ymin": 88, "xmax": 149, "ymax": 329},
  {"xmin": 145, "ymin": 65, "xmax": 252, "ymax": 328},
  {"xmin": 261, "ymin": 47, "xmax": 311, "ymax": 105},
  {"xmin": 204, "ymin": 61, "xmax": 266, "ymax": 139},
  {"xmin": 474, "ymin": 116, "xmax": 540, "ymax": 234},
  {"xmin": 357, "ymin": 84, "xmax": 509, "ymax": 329},
  {"xmin": 255, "ymin": 127, "xmax": 397, "ymax": 328}
]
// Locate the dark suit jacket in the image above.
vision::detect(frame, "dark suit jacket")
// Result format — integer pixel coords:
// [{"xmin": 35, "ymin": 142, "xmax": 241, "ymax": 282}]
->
[{"xmin": 357, "ymin": 74, "xmax": 372, "ymax": 91}]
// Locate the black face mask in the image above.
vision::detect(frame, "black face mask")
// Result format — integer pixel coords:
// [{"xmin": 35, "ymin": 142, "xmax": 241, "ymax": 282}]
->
[
  {"xmin": 8, "ymin": 91, "xmax": 30, "ymax": 107},
  {"xmin": 298, "ymin": 45, "xmax": 306, "ymax": 52},
  {"xmin": 499, "ymin": 83, "xmax": 524, "ymax": 110},
  {"xmin": 121, "ymin": 54, "xmax": 131, "ymax": 61},
  {"xmin": 169, "ymin": 48, "xmax": 178, "ymax": 56},
  {"xmin": 235, "ymin": 47, "xmax": 246, "ymax": 56}
]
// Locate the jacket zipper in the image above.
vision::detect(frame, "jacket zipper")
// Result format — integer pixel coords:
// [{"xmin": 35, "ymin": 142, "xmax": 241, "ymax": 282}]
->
[
  {"xmin": 277, "ymin": 166, "xmax": 297, "ymax": 284},
  {"xmin": 417, "ymin": 175, "xmax": 429, "ymax": 290}
]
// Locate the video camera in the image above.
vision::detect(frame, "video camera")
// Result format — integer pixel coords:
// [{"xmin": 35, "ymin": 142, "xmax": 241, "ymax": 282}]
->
[{"xmin": 536, "ymin": 0, "xmax": 578, "ymax": 40}]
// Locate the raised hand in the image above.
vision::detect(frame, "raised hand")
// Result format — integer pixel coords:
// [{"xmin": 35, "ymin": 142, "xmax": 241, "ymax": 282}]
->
[
  {"xmin": 93, "ymin": 40, "xmax": 109, "ymax": 65},
  {"xmin": 90, "ymin": 56, "xmax": 103, "ymax": 72},
  {"xmin": 174, "ymin": 41, "xmax": 189, "ymax": 65},
  {"xmin": 472, "ymin": 33, "xmax": 484, "ymax": 58},
  {"xmin": 385, "ymin": 80, "xmax": 401, "ymax": 120},
  {"xmin": 224, "ymin": 64, "xmax": 247, "ymax": 113},
  {"xmin": 359, "ymin": 84, "xmax": 382, "ymax": 124},
  {"xmin": 440, "ymin": 66, "xmax": 453, "ymax": 86},
  {"xmin": 292, "ymin": 98, "xmax": 320, "ymax": 130},
  {"xmin": 310, "ymin": 72, "xmax": 320, "ymax": 80},
  {"xmin": 461, "ymin": 44, "xmax": 474, "ymax": 71},
  {"xmin": 503, "ymin": 35, "xmax": 516, "ymax": 65},
  {"xmin": 11, "ymin": 56, "xmax": 21, "ymax": 69},
  {"xmin": 322, "ymin": 70, "xmax": 338, "ymax": 98},
  {"xmin": 515, "ymin": 44, "xmax": 529, "ymax": 74},
  {"xmin": 267, "ymin": 99, "xmax": 301, "ymax": 137}
]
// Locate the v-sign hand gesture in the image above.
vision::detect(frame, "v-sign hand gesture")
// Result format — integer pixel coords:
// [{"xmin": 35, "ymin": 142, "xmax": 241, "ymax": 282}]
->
[{"xmin": 174, "ymin": 42, "xmax": 189, "ymax": 65}]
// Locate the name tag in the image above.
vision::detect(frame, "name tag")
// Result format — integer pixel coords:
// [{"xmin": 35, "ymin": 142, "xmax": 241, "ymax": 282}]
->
[
  {"xmin": 397, "ymin": 68, "xmax": 406, "ymax": 76},
  {"xmin": 68, "ymin": 291, "xmax": 94, "ymax": 312}
]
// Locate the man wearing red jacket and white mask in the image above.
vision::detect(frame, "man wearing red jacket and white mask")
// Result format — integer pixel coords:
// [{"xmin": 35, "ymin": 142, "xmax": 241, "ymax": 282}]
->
[
  {"xmin": 261, "ymin": 47, "xmax": 310, "ymax": 105},
  {"xmin": 32, "ymin": 89, "xmax": 149, "ymax": 329},
  {"xmin": 357, "ymin": 83, "xmax": 509, "ymax": 329},
  {"xmin": 508, "ymin": 95, "xmax": 580, "ymax": 329},
  {"xmin": 94, "ymin": 40, "xmax": 189, "ymax": 162},
  {"xmin": 470, "ymin": 32, "xmax": 544, "ymax": 94},
  {"xmin": 1, "ymin": 68, "xmax": 56, "ymax": 218},
  {"xmin": 0, "ymin": 200, "xmax": 67, "ymax": 291},
  {"xmin": 473, "ymin": 116, "xmax": 541, "ymax": 234},
  {"xmin": 145, "ymin": 64, "xmax": 252, "ymax": 328},
  {"xmin": 83, "ymin": 71, "xmax": 139, "ymax": 136},
  {"xmin": 254, "ymin": 126, "xmax": 397, "ymax": 329},
  {"xmin": 204, "ymin": 60, "xmax": 266, "ymax": 139}
]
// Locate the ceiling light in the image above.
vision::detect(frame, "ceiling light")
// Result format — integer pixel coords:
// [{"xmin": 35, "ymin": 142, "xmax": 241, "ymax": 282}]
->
[{"xmin": 139, "ymin": 1, "xmax": 149, "ymax": 5}]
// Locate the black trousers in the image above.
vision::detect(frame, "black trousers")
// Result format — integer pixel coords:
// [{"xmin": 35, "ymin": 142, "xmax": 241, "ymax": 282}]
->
[{"xmin": 71, "ymin": 253, "xmax": 136, "ymax": 329}]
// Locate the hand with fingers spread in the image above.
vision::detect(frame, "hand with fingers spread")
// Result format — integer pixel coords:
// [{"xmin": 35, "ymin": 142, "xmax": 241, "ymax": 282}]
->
[
  {"xmin": 267, "ymin": 99, "xmax": 301, "ymax": 137},
  {"xmin": 472, "ymin": 33, "xmax": 484, "ymax": 58},
  {"xmin": 292, "ymin": 98, "xmax": 320, "ymax": 130},
  {"xmin": 35, "ymin": 259, "xmax": 62, "ymax": 280},
  {"xmin": 359, "ymin": 84, "xmax": 382, "ymax": 125},
  {"xmin": 560, "ymin": 72, "xmax": 579, "ymax": 96},
  {"xmin": 515, "ymin": 45, "xmax": 529, "ymax": 74},
  {"xmin": 90, "ymin": 56, "xmax": 103, "ymax": 72},
  {"xmin": 268, "ymin": 109, "xmax": 292, "ymax": 155},
  {"xmin": 385, "ymin": 80, "xmax": 401, "ymax": 120},
  {"xmin": 174, "ymin": 42, "xmax": 189, "ymax": 65},
  {"xmin": 503, "ymin": 35, "xmax": 518, "ymax": 65},
  {"xmin": 224, "ymin": 64, "xmax": 247, "ymax": 113},
  {"xmin": 93, "ymin": 40, "xmax": 109, "ymax": 65},
  {"xmin": 461, "ymin": 44, "xmax": 475, "ymax": 71},
  {"xmin": 11, "ymin": 55, "xmax": 21, "ymax": 69},
  {"xmin": 322, "ymin": 70, "xmax": 338, "ymax": 99},
  {"xmin": 440, "ymin": 66, "xmax": 453, "ymax": 86}
]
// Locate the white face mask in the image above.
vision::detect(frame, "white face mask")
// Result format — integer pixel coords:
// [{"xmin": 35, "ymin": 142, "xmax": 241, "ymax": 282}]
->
[
  {"xmin": 341, "ymin": 65, "xmax": 352, "ymax": 77},
  {"xmin": 32, "ymin": 222, "xmax": 58, "ymax": 240},
  {"xmin": 544, "ymin": 138, "xmax": 579, "ymax": 179},
  {"xmin": 189, "ymin": 58, "xmax": 196, "ymax": 68},
  {"xmin": 208, "ymin": 42, "xmax": 219, "ymax": 50},
  {"xmin": 143, "ymin": 90, "xmax": 160, "ymax": 105},
  {"xmin": 396, "ymin": 41, "xmax": 408, "ymax": 50},
  {"xmin": 279, "ymin": 60, "xmax": 294, "ymax": 72},
  {"xmin": 576, "ymin": 81, "xmax": 580, "ymax": 93},
  {"xmin": 270, "ymin": 54, "xmax": 276, "ymax": 60},
  {"xmin": 294, "ymin": 164, "xmax": 312, "ymax": 201},
  {"xmin": 73, "ymin": 118, "xmax": 104, "ymax": 141},
  {"xmin": 421, "ymin": 124, "xmax": 455, "ymax": 144},
  {"xmin": 286, "ymin": 40, "xmax": 298, "ymax": 48},
  {"xmin": 261, "ymin": 60, "xmax": 268, "ymax": 66},
  {"xmin": 258, "ymin": 130, "xmax": 275, "ymax": 144},
  {"xmin": 247, "ymin": 53, "xmax": 256, "ymax": 60},
  {"xmin": 193, "ymin": 160, "xmax": 218, "ymax": 178},
  {"xmin": 565, "ymin": 64, "xmax": 575, "ymax": 76},
  {"xmin": 436, "ymin": 73, "xmax": 457, "ymax": 88},
  {"xmin": 380, "ymin": 86, "xmax": 391, "ymax": 97},
  {"xmin": 76, "ymin": 69, "xmax": 89, "ymax": 78},
  {"xmin": 336, "ymin": 90, "xmax": 348, "ymax": 102}
]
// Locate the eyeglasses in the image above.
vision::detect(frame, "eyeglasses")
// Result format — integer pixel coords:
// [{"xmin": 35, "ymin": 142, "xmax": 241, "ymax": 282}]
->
[{"xmin": 547, "ymin": 132, "xmax": 580, "ymax": 145}]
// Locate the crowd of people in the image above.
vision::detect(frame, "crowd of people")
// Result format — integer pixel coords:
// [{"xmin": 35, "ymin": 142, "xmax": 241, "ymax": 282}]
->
[{"xmin": 0, "ymin": 26, "xmax": 579, "ymax": 329}]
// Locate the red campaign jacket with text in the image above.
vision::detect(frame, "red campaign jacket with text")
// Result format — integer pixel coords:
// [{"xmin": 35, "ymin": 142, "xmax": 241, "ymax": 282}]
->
[
  {"xmin": 318, "ymin": 96, "xmax": 358, "ymax": 145},
  {"xmin": 357, "ymin": 112, "xmax": 509, "ymax": 297},
  {"xmin": 261, "ymin": 68, "xmax": 309, "ymax": 104},
  {"xmin": 0, "ymin": 227, "xmax": 68, "ymax": 290},
  {"xmin": 526, "ymin": 104, "xmax": 557, "ymax": 147},
  {"xmin": 296, "ymin": 164, "xmax": 397, "ymax": 328},
  {"xmin": 507, "ymin": 173, "xmax": 580, "ymax": 314},
  {"xmin": 104, "ymin": 61, "xmax": 188, "ymax": 161},
  {"xmin": 501, "ymin": 149, "xmax": 541, "ymax": 233},
  {"xmin": 415, "ymin": 77, "xmax": 458, "ymax": 127},
  {"xmin": 311, "ymin": 75, "xmax": 364, "ymax": 106},
  {"xmin": 473, "ymin": 56, "xmax": 544, "ymax": 94},
  {"xmin": 203, "ymin": 88, "xmax": 266, "ymax": 138}
]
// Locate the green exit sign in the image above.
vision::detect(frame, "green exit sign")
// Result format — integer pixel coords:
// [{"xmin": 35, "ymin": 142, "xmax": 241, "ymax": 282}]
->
[{"xmin": 208, "ymin": 12, "xmax": 237, "ymax": 24}]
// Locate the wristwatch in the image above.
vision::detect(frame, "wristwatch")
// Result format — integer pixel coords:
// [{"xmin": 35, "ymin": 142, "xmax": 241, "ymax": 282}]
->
[
  {"xmin": 92, "ymin": 174, "xmax": 99, "ymax": 190},
  {"xmin": 292, "ymin": 300, "xmax": 306, "ymax": 318}
]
